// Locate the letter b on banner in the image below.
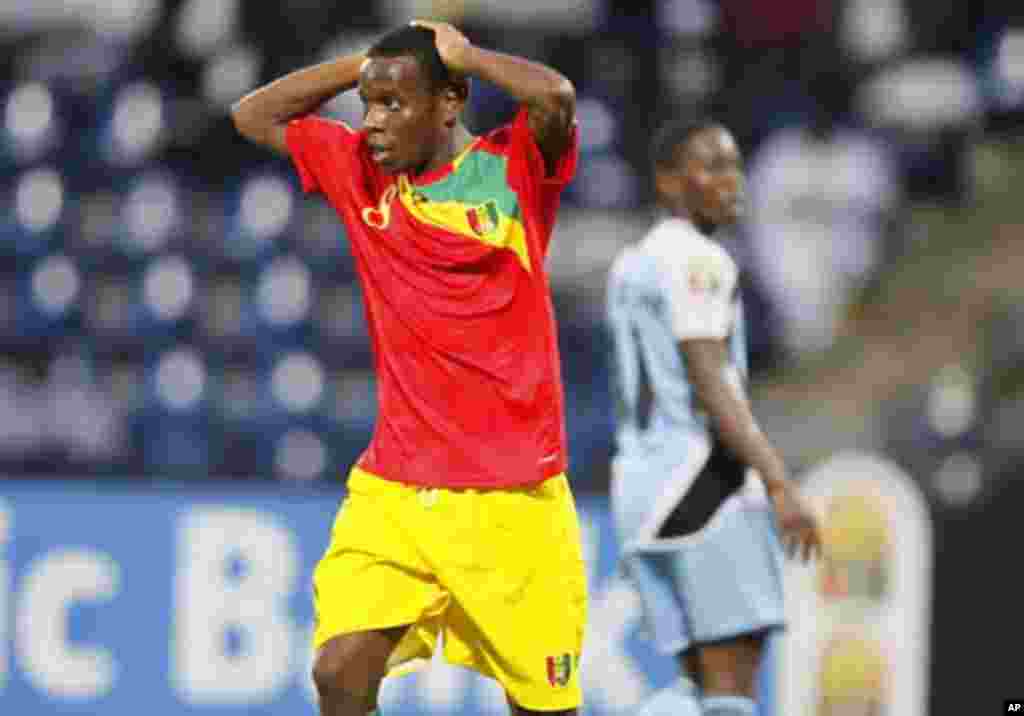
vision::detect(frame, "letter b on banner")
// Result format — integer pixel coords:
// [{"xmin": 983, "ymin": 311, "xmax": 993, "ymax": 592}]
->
[{"xmin": 173, "ymin": 508, "xmax": 299, "ymax": 704}]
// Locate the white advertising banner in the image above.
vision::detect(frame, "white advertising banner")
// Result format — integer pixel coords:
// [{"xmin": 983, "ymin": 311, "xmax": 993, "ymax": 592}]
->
[{"xmin": 779, "ymin": 451, "xmax": 933, "ymax": 716}]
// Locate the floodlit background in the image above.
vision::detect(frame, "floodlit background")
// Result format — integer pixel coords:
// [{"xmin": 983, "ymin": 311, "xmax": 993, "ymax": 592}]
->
[{"xmin": 0, "ymin": 1, "xmax": 1021, "ymax": 715}]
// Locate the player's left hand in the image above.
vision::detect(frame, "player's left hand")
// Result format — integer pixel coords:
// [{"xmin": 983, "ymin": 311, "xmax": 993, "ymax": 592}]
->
[
  {"xmin": 768, "ymin": 481, "xmax": 822, "ymax": 562},
  {"xmin": 410, "ymin": 20, "xmax": 472, "ymax": 73}
]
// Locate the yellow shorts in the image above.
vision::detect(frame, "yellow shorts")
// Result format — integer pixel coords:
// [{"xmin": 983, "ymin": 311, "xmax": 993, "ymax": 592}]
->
[{"xmin": 312, "ymin": 466, "xmax": 587, "ymax": 711}]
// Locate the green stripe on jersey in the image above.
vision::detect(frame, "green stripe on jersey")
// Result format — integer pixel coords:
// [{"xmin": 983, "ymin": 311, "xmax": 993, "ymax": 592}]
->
[{"xmin": 415, "ymin": 149, "xmax": 520, "ymax": 223}]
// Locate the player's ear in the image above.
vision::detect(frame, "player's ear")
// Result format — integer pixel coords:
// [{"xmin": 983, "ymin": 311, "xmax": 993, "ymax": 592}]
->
[
  {"xmin": 441, "ymin": 74, "xmax": 469, "ymax": 122},
  {"xmin": 682, "ymin": 157, "xmax": 709, "ymax": 194},
  {"xmin": 654, "ymin": 168, "xmax": 680, "ymax": 201},
  {"xmin": 448, "ymin": 72, "xmax": 470, "ymax": 102}
]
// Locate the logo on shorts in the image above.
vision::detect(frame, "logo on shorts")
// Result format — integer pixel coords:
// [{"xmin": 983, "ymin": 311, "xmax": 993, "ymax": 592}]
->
[{"xmin": 545, "ymin": 653, "xmax": 574, "ymax": 687}]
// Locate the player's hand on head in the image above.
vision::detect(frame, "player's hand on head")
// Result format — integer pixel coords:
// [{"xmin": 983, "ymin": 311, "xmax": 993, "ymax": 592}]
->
[
  {"xmin": 768, "ymin": 481, "xmax": 822, "ymax": 563},
  {"xmin": 410, "ymin": 19, "xmax": 472, "ymax": 73}
]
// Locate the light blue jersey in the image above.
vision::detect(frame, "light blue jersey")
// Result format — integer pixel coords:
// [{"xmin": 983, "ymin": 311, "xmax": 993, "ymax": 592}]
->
[
  {"xmin": 606, "ymin": 217, "xmax": 762, "ymax": 551},
  {"xmin": 606, "ymin": 217, "xmax": 786, "ymax": 657}
]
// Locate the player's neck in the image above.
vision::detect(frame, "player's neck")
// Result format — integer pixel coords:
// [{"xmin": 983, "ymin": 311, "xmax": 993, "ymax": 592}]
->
[
  {"xmin": 691, "ymin": 214, "xmax": 718, "ymax": 237},
  {"xmin": 417, "ymin": 123, "xmax": 475, "ymax": 177}
]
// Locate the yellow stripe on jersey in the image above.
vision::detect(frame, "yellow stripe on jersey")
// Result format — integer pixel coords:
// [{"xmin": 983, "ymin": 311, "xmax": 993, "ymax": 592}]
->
[{"xmin": 396, "ymin": 175, "xmax": 531, "ymax": 272}]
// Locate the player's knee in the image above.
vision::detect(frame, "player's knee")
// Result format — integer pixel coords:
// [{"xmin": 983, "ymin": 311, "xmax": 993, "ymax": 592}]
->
[
  {"xmin": 700, "ymin": 669, "xmax": 755, "ymax": 698},
  {"xmin": 698, "ymin": 656, "xmax": 760, "ymax": 698},
  {"xmin": 697, "ymin": 633, "xmax": 766, "ymax": 698},
  {"xmin": 311, "ymin": 634, "xmax": 381, "ymax": 701},
  {"xmin": 311, "ymin": 644, "xmax": 348, "ymax": 697}
]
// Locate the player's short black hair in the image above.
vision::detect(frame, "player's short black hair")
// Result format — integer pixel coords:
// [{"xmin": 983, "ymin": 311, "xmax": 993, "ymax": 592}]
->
[
  {"xmin": 650, "ymin": 117, "xmax": 722, "ymax": 171},
  {"xmin": 367, "ymin": 25, "xmax": 452, "ymax": 93}
]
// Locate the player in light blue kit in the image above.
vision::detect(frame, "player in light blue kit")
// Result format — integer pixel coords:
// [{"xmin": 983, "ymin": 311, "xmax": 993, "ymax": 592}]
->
[{"xmin": 606, "ymin": 119, "xmax": 822, "ymax": 716}]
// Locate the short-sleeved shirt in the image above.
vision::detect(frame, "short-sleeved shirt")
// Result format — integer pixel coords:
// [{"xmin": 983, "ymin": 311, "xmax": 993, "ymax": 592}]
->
[
  {"xmin": 606, "ymin": 217, "xmax": 751, "ymax": 544},
  {"xmin": 286, "ymin": 109, "xmax": 577, "ymax": 489}
]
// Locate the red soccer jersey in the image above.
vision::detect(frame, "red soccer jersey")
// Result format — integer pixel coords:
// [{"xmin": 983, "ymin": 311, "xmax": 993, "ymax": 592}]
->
[{"xmin": 286, "ymin": 108, "xmax": 577, "ymax": 488}]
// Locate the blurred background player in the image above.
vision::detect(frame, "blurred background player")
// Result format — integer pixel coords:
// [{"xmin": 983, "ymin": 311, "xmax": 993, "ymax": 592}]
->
[
  {"xmin": 605, "ymin": 119, "xmax": 821, "ymax": 716},
  {"xmin": 232, "ymin": 21, "xmax": 585, "ymax": 716}
]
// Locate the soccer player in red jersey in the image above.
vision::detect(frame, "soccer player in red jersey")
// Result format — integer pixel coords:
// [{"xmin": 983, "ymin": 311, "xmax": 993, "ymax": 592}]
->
[{"xmin": 232, "ymin": 21, "xmax": 585, "ymax": 716}]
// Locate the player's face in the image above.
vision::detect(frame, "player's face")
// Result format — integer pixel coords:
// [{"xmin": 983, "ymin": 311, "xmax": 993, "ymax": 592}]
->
[
  {"xmin": 683, "ymin": 126, "xmax": 745, "ymax": 228},
  {"xmin": 358, "ymin": 56, "xmax": 450, "ymax": 175}
]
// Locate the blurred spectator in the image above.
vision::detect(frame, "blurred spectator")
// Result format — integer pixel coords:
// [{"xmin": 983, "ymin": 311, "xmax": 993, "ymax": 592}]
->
[
  {"xmin": 42, "ymin": 350, "xmax": 128, "ymax": 469},
  {"xmin": 0, "ymin": 358, "xmax": 47, "ymax": 470},
  {"xmin": 746, "ymin": 82, "xmax": 900, "ymax": 357},
  {"xmin": 711, "ymin": 0, "xmax": 837, "ymax": 148}
]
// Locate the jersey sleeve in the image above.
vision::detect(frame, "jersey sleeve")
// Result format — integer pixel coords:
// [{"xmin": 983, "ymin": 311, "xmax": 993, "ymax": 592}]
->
[
  {"xmin": 285, "ymin": 115, "xmax": 360, "ymax": 195},
  {"xmin": 506, "ymin": 107, "xmax": 578, "ymax": 187},
  {"xmin": 664, "ymin": 248, "xmax": 738, "ymax": 342},
  {"xmin": 503, "ymin": 107, "xmax": 578, "ymax": 255}
]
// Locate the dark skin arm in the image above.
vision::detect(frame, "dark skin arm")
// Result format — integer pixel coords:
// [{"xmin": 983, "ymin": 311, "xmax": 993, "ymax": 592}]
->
[
  {"xmin": 680, "ymin": 337, "xmax": 821, "ymax": 560},
  {"xmin": 230, "ymin": 53, "xmax": 366, "ymax": 155},
  {"xmin": 411, "ymin": 20, "xmax": 575, "ymax": 175}
]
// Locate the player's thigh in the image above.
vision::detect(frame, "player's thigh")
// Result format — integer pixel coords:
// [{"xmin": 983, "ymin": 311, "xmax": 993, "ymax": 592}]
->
[
  {"xmin": 695, "ymin": 629, "xmax": 770, "ymax": 697},
  {"xmin": 312, "ymin": 468, "xmax": 441, "ymax": 651},
  {"xmin": 443, "ymin": 475, "xmax": 587, "ymax": 712}
]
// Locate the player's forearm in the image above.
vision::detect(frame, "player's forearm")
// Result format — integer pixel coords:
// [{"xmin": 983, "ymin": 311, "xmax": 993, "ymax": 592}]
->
[
  {"xmin": 231, "ymin": 54, "xmax": 365, "ymax": 147},
  {"xmin": 691, "ymin": 371, "xmax": 788, "ymax": 491},
  {"xmin": 458, "ymin": 45, "xmax": 574, "ymax": 120}
]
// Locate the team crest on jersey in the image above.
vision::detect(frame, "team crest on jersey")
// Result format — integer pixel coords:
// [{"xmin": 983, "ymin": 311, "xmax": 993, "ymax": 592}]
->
[
  {"xmin": 466, "ymin": 200, "xmax": 500, "ymax": 237},
  {"xmin": 545, "ymin": 653, "xmax": 575, "ymax": 687}
]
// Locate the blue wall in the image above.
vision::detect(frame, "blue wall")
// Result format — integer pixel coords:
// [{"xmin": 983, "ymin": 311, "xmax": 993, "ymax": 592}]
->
[{"xmin": 0, "ymin": 480, "xmax": 775, "ymax": 715}]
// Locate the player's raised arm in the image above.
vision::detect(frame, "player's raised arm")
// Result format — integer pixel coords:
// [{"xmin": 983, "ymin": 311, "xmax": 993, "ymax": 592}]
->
[
  {"xmin": 230, "ymin": 53, "xmax": 366, "ymax": 155},
  {"xmin": 411, "ymin": 20, "xmax": 575, "ymax": 174}
]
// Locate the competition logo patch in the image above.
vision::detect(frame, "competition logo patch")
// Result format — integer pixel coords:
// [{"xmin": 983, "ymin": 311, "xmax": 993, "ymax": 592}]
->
[
  {"xmin": 688, "ymin": 256, "xmax": 722, "ymax": 295},
  {"xmin": 466, "ymin": 200, "xmax": 500, "ymax": 237},
  {"xmin": 546, "ymin": 653, "xmax": 574, "ymax": 687}
]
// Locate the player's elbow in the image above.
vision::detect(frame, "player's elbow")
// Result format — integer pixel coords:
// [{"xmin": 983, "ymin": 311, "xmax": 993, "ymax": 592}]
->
[
  {"xmin": 230, "ymin": 101, "xmax": 255, "ymax": 139},
  {"xmin": 230, "ymin": 99, "xmax": 271, "ymax": 146},
  {"xmin": 549, "ymin": 76, "xmax": 575, "ymax": 117}
]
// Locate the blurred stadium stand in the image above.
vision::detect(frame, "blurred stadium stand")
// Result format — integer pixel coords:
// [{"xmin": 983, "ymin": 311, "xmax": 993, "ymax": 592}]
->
[{"xmin": 1, "ymin": 0, "xmax": 1020, "ymax": 492}]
